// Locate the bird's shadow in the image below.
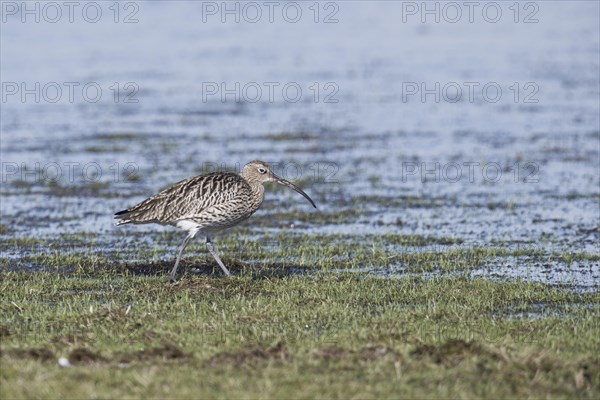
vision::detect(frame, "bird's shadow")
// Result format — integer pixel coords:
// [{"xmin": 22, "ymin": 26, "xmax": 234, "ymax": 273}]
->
[{"xmin": 122, "ymin": 259, "xmax": 312, "ymax": 281}]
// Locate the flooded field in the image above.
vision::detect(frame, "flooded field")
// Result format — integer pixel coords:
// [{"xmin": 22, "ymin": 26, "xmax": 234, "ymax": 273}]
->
[
  {"xmin": 1, "ymin": 2, "xmax": 599, "ymax": 398},
  {"xmin": 2, "ymin": 2, "xmax": 598, "ymax": 288},
  {"xmin": 1, "ymin": 2, "xmax": 600, "ymax": 287}
]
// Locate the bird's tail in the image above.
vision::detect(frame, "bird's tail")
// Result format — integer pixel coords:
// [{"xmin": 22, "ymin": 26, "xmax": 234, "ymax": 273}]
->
[{"xmin": 114, "ymin": 209, "xmax": 133, "ymax": 226}]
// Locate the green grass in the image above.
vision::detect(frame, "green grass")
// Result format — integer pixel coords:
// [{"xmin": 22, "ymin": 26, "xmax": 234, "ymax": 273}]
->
[
  {"xmin": 1, "ymin": 230, "xmax": 598, "ymax": 398},
  {"xmin": 1, "ymin": 268, "xmax": 598, "ymax": 399}
]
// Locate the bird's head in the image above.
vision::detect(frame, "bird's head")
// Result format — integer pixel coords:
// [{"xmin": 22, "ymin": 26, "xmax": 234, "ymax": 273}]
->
[{"xmin": 241, "ymin": 160, "xmax": 316, "ymax": 208}]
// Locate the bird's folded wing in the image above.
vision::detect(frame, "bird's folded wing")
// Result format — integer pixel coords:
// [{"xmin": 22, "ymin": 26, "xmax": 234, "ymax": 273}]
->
[{"xmin": 115, "ymin": 173, "xmax": 249, "ymax": 224}]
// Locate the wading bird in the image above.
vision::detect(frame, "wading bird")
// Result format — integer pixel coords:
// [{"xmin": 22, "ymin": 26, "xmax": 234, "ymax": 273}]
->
[{"xmin": 115, "ymin": 160, "xmax": 316, "ymax": 281}]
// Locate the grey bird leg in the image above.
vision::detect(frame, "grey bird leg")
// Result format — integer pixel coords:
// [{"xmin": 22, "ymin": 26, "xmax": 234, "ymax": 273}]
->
[
  {"xmin": 206, "ymin": 237, "xmax": 231, "ymax": 276},
  {"xmin": 169, "ymin": 233, "xmax": 195, "ymax": 281}
]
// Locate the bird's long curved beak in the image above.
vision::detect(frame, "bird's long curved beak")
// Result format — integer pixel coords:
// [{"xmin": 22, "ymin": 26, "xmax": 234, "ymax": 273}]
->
[{"xmin": 273, "ymin": 174, "xmax": 317, "ymax": 208}]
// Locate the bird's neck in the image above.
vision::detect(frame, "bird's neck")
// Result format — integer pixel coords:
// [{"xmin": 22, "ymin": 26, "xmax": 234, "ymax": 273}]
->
[{"xmin": 248, "ymin": 182, "xmax": 265, "ymax": 211}]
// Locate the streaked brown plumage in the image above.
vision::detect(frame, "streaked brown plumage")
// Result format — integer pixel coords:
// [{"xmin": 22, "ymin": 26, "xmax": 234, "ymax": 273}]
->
[{"xmin": 115, "ymin": 160, "xmax": 316, "ymax": 281}]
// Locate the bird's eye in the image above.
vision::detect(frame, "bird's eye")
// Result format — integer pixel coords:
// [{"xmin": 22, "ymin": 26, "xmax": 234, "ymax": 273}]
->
[{"xmin": 258, "ymin": 167, "xmax": 267, "ymax": 174}]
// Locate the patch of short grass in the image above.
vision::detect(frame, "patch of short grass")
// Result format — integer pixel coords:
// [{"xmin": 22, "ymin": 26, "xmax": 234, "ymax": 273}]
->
[
  {"xmin": 258, "ymin": 131, "xmax": 318, "ymax": 142},
  {"xmin": 0, "ymin": 270, "xmax": 598, "ymax": 398}
]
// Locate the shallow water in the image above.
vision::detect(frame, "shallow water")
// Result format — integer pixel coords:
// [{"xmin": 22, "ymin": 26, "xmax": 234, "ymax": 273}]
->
[{"xmin": 1, "ymin": 1, "xmax": 598, "ymax": 288}]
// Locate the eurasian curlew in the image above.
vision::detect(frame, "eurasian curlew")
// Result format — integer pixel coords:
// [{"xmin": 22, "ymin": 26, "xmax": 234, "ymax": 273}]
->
[{"xmin": 114, "ymin": 160, "xmax": 316, "ymax": 281}]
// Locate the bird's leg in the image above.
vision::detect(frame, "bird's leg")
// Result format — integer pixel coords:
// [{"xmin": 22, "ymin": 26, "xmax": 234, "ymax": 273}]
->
[
  {"xmin": 169, "ymin": 233, "xmax": 195, "ymax": 282},
  {"xmin": 206, "ymin": 237, "xmax": 231, "ymax": 276}
]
